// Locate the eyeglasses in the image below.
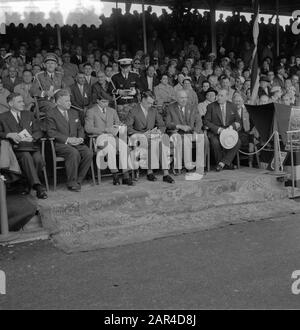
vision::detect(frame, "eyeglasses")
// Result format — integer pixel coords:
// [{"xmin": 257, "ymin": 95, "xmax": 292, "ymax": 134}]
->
[{"xmin": 134, "ymin": 62, "xmax": 141, "ymax": 65}]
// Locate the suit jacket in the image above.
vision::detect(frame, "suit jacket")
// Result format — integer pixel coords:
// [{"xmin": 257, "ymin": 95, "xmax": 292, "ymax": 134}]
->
[
  {"xmin": 30, "ymin": 71, "xmax": 65, "ymax": 98},
  {"xmin": 2, "ymin": 76, "xmax": 23, "ymax": 93},
  {"xmin": 70, "ymin": 83, "xmax": 92, "ymax": 109},
  {"xmin": 258, "ymin": 86, "xmax": 270, "ymax": 98},
  {"xmin": 139, "ymin": 74, "xmax": 159, "ymax": 92},
  {"xmin": 203, "ymin": 101, "xmax": 241, "ymax": 136},
  {"xmin": 0, "ymin": 110, "xmax": 43, "ymax": 149},
  {"xmin": 71, "ymin": 55, "xmax": 87, "ymax": 66},
  {"xmin": 85, "ymin": 75, "xmax": 98, "ymax": 87},
  {"xmin": 165, "ymin": 102, "xmax": 203, "ymax": 134},
  {"xmin": 85, "ymin": 105, "xmax": 120, "ymax": 135},
  {"xmin": 46, "ymin": 107, "xmax": 85, "ymax": 144},
  {"xmin": 91, "ymin": 82, "xmax": 114, "ymax": 104},
  {"xmin": 126, "ymin": 103, "xmax": 166, "ymax": 136}
]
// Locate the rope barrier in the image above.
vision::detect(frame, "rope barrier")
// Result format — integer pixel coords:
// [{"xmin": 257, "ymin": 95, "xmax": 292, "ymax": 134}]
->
[{"xmin": 238, "ymin": 131, "xmax": 276, "ymax": 156}]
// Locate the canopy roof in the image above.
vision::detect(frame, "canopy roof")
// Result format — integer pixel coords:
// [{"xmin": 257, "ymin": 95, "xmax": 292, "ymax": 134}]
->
[{"xmin": 105, "ymin": 0, "xmax": 297, "ymax": 16}]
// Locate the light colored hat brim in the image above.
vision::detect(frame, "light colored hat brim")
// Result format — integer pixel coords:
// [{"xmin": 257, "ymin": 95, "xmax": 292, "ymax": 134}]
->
[{"xmin": 220, "ymin": 128, "xmax": 239, "ymax": 149}]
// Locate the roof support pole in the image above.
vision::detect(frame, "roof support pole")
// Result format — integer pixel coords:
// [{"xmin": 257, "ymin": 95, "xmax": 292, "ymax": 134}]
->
[
  {"xmin": 116, "ymin": 1, "xmax": 120, "ymax": 51},
  {"xmin": 56, "ymin": 25, "xmax": 62, "ymax": 51},
  {"xmin": 142, "ymin": 0, "xmax": 147, "ymax": 54},
  {"xmin": 209, "ymin": 0, "xmax": 217, "ymax": 55},
  {"xmin": 276, "ymin": 0, "xmax": 280, "ymax": 56}
]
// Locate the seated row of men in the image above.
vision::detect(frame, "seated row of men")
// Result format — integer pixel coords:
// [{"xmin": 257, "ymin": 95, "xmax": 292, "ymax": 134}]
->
[{"xmin": 0, "ymin": 84, "xmax": 243, "ymax": 199}]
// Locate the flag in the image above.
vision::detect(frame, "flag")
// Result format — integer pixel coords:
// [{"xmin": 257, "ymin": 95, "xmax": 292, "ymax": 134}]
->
[
  {"xmin": 0, "ymin": 11, "xmax": 6, "ymax": 34},
  {"xmin": 250, "ymin": 0, "xmax": 260, "ymax": 105}
]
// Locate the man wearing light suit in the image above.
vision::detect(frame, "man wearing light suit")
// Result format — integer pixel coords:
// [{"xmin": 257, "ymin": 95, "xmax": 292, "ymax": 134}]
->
[
  {"xmin": 165, "ymin": 89, "xmax": 206, "ymax": 172},
  {"xmin": 85, "ymin": 98, "xmax": 134, "ymax": 186},
  {"xmin": 126, "ymin": 90, "xmax": 175, "ymax": 183},
  {"xmin": 204, "ymin": 89, "xmax": 241, "ymax": 171}
]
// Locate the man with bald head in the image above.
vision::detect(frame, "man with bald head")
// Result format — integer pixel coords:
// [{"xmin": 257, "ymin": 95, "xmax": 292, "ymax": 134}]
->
[
  {"xmin": 165, "ymin": 89, "xmax": 203, "ymax": 134},
  {"xmin": 204, "ymin": 88, "xmax": 241, "ymax": 171}
]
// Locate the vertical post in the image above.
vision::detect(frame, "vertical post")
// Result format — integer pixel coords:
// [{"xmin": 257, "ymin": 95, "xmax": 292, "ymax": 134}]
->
[
  {"xmin": 56, "ymin": 25, "xmax": 62, "ymax": 51},
  {"xmin": 210, "ymin": 0, "xmax": 217, "ymax": 55},
  {"xmin": 116, "ymin": 1, "xmax": 120, "ymax": 51},
  {"xmin": 0, "ymin": 176, "xmax": 9, "ymax": 236},
  {"xmin": 290, "ymin": 137, "xmax": 295, "ymax": 198},
  {"xmin": 0, "ymin": 175, "xmax": 19, "ymax": 242},
  {"xmin": 276, "ymin": 0, "xmax": 280, "ymax": 56},
  {"xmin": 142, "ymin": 0, "xmax": 147, "ymax": 54}
]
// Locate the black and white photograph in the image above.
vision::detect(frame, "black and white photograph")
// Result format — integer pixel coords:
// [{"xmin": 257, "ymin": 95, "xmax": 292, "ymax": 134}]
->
[{"xmin": 1, "ymin": 0, "xmax": 300, "ymax": 314}]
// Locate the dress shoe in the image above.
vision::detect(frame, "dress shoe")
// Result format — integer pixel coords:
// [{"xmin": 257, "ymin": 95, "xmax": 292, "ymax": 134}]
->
[
  {"xmin": 33, "ymin": 184, "xmax": 47, "ymax": 199},
  {"xmin": 113, "ymin": 174, "xmax": 120, "ymax": 185},
  {"xmin": 36, "ymin": 188, "xmax": 48, "ymax": 199},
  {"xmin": 215, "ymin": 164, "xmax": 224, "ymax": 172},
  {"xmin": 163, "ymin": 175, "xmax": 175, "ymax": 184},
  {"xmin": 122, "ymin": 176, "xmax": 135, "ymax": 186},
  {"xmin": 147, "ymin": 173, "xmax": 158, "ymax": 181},
  {"xmin": 68, "ymin": 184, "xmax": 81, "ymax": 192}
]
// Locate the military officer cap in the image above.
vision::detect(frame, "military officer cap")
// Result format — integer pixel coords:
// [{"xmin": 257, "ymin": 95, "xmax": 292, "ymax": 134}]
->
[
  {"xmin": 44, "ymin": 53, "xmax": 58, "ymax": 64},
  {"xmin": 118, "ymin": 58, "xmax": 133, "ymax": 67}
]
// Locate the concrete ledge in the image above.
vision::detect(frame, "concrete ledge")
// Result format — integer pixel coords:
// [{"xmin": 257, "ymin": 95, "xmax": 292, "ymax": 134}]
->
[{"xmin": 36, "ymin": 169, "xmax": 300, "ymax": 253}]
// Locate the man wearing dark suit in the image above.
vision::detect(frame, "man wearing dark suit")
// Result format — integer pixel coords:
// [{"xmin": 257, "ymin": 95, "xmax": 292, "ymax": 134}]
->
[
  {"xmin": 0, "ymin": 93, "xmax": 47, "ymax": 199},
  {"xmin": 126, "ymin": 90, "xmax": 174, "ymax": 183},
  {"xmin": 70, "ymin": 46, "xmax": 87, "ymax": 66},
  {"xmin": 46, "ymin": 89, "xmax": 93, "ymax": 191},
  {"xmin": 70, "ymin": 72, "xmax": 92, "ymax": 125},
  {"xmin": 83, "ymin": 63, "xmax": 98, "ymax": 87},
  {"xmin": 2, "ymin": 66, "xmax": 22, "ymax": 93},
  {"xmin": 139, "ymin": 65, "xmax": 160, "ymax": 92},
  {"xmin": 204, "ymin": 89, "xmax": 241, "ymax": 171},
  {"xmin": 91, "ymin": 71, "xmax": 114, "ymax": 106}
]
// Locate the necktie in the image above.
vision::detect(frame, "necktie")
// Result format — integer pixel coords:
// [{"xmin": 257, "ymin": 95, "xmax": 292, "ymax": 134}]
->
[
  {"xmin": 102, "ymin": 107, "xmax": 106, "ymax": 115},
  {"xmin": 79, "ymin": 85, "xmax": 84, "ymax": 96},
  {"xmin": 221, "ymin": 105, "xmax": 226, "ymax": 125},
  {"xmin": 62, "ymin": 110, "xmax": 69, "ymax": 122},
  {"xmin": 17, "ymin": 113, "xmax": 21, "ymax": 123}
]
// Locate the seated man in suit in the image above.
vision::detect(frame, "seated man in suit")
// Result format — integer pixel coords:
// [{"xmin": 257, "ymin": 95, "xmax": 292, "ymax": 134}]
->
[
  {"xmin": 126, "ymin": 90, "xmax": 175, "ymax": 183},
  {"xmin": 0, "ymin": 93, "xmax": 47, "ymax": 199},
  {"xmin": 165, "ymin": 89, "xmax": 206, "ymax": 172},
  {"xmin": 70, "ymin": 72, "xmax": 92, "ymax": 125},
  {"xmin": 46, "ymin": 89, "xmax": 93, "ymax": 191},
  {"xmin": 204, "ymin": 89, "xmax": 241, "ymax": 171},
  {"xmin": 85, "ymin": 98, "xmax": 134, "ymax": 186}
]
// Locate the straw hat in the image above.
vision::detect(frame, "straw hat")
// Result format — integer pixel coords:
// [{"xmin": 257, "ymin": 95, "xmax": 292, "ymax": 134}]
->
[{"xmin": 220, "ymin": 127, "xmax": 239, "ymax": 149}]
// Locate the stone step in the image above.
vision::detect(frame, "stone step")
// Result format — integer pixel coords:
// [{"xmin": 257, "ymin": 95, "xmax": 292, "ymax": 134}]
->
[{"xmin": 36, "ymin": 169, "xmax": 300, "ymax": 253}]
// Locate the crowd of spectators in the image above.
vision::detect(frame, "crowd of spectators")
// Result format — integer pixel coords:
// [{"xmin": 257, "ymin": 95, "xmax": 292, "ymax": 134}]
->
[{"xmin": 0, "ymin": 7, "xmax": 300, "ymax": 114}]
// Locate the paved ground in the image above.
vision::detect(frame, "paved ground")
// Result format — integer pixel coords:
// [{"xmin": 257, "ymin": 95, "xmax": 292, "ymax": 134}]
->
[{"xmin": 1, "ymin": 212, "xmax": 300, "ymax": 310}]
